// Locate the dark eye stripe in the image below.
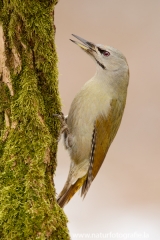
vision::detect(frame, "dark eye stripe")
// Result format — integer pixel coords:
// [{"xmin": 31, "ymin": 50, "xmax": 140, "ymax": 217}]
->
[
  {"xmin": 98, "ymin": 48, "xmax": 110, "ymax": 57},
  {"xmin": 97, "ymin": 47, "xmax": 105, "ymax": 54}
]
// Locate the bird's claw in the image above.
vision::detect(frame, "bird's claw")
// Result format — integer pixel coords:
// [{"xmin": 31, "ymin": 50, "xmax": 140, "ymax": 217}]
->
[{"xmin": 53, "ymin": 112, "xmax": 69, "ymax": 142}]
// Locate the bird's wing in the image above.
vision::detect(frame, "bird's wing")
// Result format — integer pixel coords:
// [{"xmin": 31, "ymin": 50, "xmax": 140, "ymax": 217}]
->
[{"xmin": 81, "ymin": 99, "xmax": 123, "ymax": 197}]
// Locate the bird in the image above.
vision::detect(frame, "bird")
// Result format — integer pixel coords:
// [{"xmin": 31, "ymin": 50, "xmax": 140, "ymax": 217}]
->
[{"xmin": 57, "ymin": 34, "xmax": 129, "ymax": 208}]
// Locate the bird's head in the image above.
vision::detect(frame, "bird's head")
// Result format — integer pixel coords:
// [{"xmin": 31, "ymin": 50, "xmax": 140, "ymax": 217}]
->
[{"xmin": 70, "ymin": 34, "xmax": 129, "ymax": 74}]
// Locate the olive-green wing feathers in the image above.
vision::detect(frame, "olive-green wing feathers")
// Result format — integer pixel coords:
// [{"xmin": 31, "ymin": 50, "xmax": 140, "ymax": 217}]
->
[
  {"xmin": 57, "ymin": 99, "xmax": 125, "ymax": 207},
  {"xmin": 81, "ymin": 99, "xmax": 124, "ymax": 197}
]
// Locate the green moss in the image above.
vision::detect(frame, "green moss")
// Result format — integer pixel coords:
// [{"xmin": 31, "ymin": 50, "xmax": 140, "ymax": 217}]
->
[{"xmin": 0, "ymin": 0, "xmax": 70, "ymax": 239}]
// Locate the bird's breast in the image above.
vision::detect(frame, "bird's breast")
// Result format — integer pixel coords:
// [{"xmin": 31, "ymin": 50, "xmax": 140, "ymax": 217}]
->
[{"xmin": 67, "ymin": 78, "xmax": 127, "ymax": 164}]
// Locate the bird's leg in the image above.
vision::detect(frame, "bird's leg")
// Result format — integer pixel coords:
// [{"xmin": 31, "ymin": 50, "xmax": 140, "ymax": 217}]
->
[{"xmin": 53, "ymin": 112, "xmax": 69, "ymax": 142}]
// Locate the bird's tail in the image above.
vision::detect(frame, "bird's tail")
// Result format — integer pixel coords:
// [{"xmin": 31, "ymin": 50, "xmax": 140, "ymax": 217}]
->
[{"xmin": 57, "ymin": 176, "xmax": 86, "ymax": 208}]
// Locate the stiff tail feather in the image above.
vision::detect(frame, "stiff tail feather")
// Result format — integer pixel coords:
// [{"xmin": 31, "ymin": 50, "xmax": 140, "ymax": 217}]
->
[{"xmin": 57, "ymin": 176, "xmax": 86, "ymax": 208}]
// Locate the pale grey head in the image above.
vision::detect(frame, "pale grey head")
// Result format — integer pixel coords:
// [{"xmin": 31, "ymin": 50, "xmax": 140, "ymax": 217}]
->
[{"xmin": 70, "ymin": 34, "xmax": 129, "ymax": 74}]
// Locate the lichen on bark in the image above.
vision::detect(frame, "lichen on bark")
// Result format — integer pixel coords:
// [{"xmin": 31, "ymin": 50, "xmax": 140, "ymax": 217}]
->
[{"xmin": 0, "ymin": 0, "xmax": 70, "ymax": 239}]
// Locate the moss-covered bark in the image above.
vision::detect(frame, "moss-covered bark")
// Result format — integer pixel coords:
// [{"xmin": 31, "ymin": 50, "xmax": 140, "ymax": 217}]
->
[{"xmin": 0, "ymin": 1, "xmax": 70, "ymax": 239}]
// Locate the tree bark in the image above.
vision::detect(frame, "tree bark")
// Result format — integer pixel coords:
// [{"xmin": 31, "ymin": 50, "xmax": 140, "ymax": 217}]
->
[{"xmin": 0, "ymin": 1, "xmax": 70, "ymax": 239}]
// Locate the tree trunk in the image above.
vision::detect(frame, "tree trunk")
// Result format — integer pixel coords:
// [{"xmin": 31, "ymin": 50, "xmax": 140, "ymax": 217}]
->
[{"xmin": 0, "ymin": 1, "xmax": 70, "ymax": 239}]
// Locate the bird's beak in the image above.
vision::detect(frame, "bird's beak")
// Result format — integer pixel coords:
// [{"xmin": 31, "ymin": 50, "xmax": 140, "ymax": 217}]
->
[{"xmin": 70, "ymin": 34, "xmax": 96, "ymax": 54}]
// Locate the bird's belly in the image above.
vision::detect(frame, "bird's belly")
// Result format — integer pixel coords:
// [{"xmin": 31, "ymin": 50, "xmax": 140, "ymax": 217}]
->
[{"xmin": 67, "ymin": 94, "xmax": 112, "ymax": 164}]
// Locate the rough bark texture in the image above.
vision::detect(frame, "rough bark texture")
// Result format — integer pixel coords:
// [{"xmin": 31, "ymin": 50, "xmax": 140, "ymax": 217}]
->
[{"xmin": 0, "ymin": 1, "xmax": 70, "ymax": 239}]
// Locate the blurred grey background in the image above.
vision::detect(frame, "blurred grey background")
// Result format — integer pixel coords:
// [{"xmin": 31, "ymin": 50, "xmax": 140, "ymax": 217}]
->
[{"xmin": 54, "ymin": 1, "xmax": 160, "ymax": 239}]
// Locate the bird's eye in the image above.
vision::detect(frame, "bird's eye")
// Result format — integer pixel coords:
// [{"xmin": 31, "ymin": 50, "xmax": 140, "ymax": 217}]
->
[
  {"xmin": 98, "ymin": 47, "xmax": 110, "ymax": 57},
  {"xmin": 102, "ymin": 51, "xmax": 110, "ymax": 57}
]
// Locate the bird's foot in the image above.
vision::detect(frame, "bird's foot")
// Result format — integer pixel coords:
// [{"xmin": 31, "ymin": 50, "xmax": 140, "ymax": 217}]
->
[{"xmin": 53, "ymin": 112, "xmax": 69, "ymax": 142}]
